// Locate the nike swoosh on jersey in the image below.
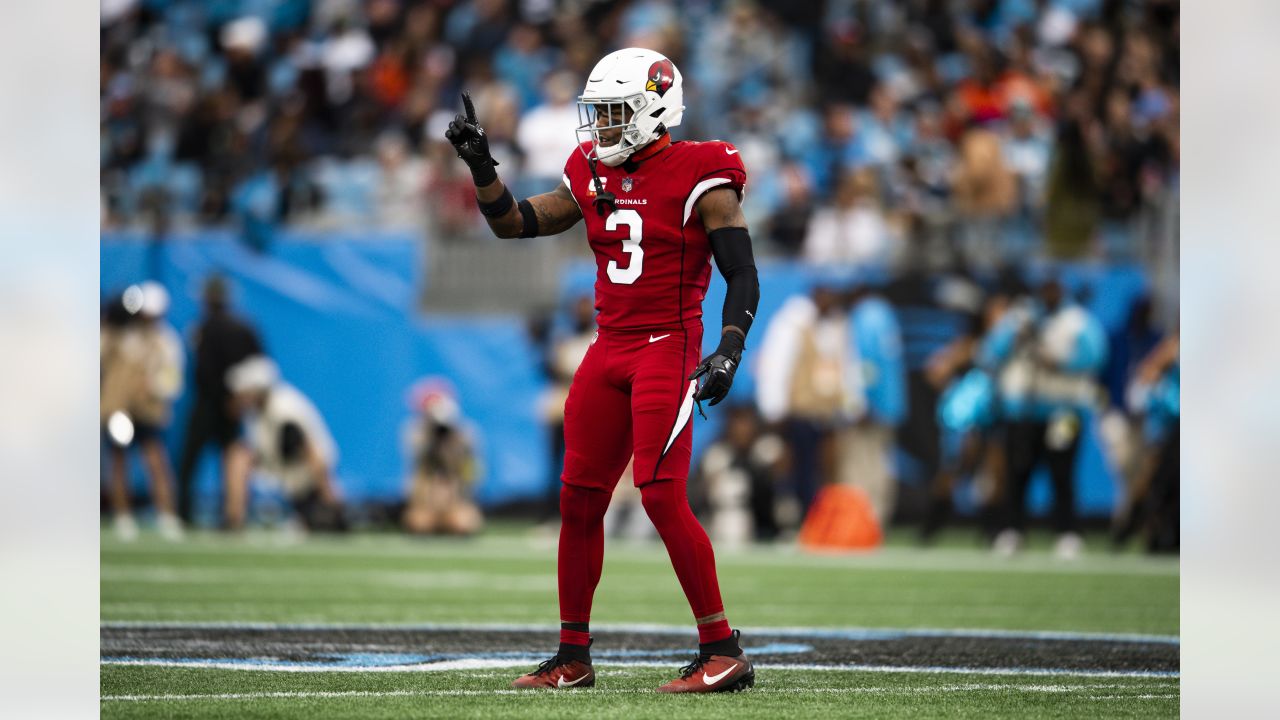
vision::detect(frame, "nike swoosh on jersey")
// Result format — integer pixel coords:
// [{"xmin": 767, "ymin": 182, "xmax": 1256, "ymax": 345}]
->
[
  {"xmin": 558, "ymin": 674, "xmax": 589, "ymax": 688},
  {"xmin": 702, "ymin": 664, "xmax": 739, "ymax": 685},
  {"xmin": 724, "ymin": 147, "xmax": 739, "ymax": 155},
  {"xmin": 649, "ymin": 333, "xmax": 672, "ymax": 343}
]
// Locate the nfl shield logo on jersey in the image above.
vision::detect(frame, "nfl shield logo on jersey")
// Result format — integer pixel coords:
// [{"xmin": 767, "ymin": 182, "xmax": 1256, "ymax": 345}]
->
[{"xmin": 621, "ymin": 177, "xmax": 634, "ymax": 193}]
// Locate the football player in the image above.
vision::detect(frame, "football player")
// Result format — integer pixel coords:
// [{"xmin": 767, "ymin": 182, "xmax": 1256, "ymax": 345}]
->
[{"xmin": 446, "ymin": 48, "xmax": 759, "ymax": 693}]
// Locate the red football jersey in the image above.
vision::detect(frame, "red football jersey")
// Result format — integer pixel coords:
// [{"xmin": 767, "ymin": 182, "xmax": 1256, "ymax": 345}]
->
[{"xmin": 562, "ymin": 139, "xmax": 747, "ymax": 330}]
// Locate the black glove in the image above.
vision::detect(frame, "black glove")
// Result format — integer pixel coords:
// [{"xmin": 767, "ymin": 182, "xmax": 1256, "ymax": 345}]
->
[
  {"xmin": 445, "ymin": 91, "xmax": 499, "ymax": 186},
  {"xmin": 689, "ymin": 331, "xmax": 744, "ymax": 408}
]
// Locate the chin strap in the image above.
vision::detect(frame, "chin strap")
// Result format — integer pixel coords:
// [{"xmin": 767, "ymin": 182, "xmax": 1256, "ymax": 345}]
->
[{"xmin": 587, "ymin": 157, "xmax": 616, "ymax": 217}]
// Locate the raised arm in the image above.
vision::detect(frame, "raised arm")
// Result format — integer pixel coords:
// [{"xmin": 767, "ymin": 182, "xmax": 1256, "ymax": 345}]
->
[
  {"xmin": 475, "ymin": 180, "xmax": 582, "ymax": 239},
  {"xmin": 446, "ymin": 92, "xmax": 582, "ymax": 239}
]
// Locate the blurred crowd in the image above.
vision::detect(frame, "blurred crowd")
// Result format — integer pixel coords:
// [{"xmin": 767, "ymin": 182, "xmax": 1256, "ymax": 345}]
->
[
  {"xmin": 102, "ymin": 0, "xmax": 1179, "ymax": 268},
  {"xmin": 101, "ymin": 0, "xmax": 1179, "ymax": 553}
]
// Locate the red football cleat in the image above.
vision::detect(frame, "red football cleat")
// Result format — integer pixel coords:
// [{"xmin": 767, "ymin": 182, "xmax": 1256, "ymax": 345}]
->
[
  {"xmin": 510, "ymin": 653, "xmax": 596, "ymax": 690},
  {"xmin": 656, "ymin": 650, "xmax": 754, "ymax": 693}
]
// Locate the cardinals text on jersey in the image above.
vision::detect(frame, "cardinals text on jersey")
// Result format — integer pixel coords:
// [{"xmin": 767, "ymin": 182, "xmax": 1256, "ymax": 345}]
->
[{"xmin": 562, "ymin": 140, "xmax": 747, "ymax": 330}]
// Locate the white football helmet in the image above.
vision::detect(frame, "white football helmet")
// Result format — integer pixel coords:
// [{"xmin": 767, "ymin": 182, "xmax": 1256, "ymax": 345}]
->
[{"xmin": 577, "ymin": 48, "xmax": 685, "ymax": 167}]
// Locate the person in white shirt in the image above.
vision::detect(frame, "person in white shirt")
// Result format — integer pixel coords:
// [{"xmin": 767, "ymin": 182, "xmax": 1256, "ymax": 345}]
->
[
  {"xmin": 515, "ymin": 71, "xmax": 581, "ymax": 186},
  {"xmin": 224, "ymin": 356, "xmax": 344, "ymax": 531},
  {"xmin": 802, "ymin": 168, "xmax": 899, "ymax": 267}
]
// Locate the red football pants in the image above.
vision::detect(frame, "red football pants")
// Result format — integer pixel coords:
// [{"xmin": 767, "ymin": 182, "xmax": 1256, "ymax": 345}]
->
[{"xmin": 557, "ymin": 324, "xmax": 726, "ymax": 627}]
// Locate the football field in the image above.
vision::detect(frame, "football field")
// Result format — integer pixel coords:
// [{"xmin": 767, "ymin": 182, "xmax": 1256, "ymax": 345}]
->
[{"xmin": 101, "ymin": 526, "xmax": 1179, "ymax": 718}]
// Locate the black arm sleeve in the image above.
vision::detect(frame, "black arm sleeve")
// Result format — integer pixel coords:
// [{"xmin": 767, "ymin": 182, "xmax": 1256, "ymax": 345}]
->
[{"xmin": 707, "ymin": 226, "xmax": 759, "ymax": 339}]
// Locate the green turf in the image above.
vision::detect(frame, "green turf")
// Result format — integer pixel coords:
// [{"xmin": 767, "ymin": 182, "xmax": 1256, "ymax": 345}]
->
[
  {"xmin": 100, "ymin": 527, "xmax": 1179, "ymax": 718},
  {"xmin": 100, "ymin": 665, "xmax": 1179, "ymax": 719},
  {"xmin": 102, "ymin": 529, "xmax": 1178, "ymax": 634}
]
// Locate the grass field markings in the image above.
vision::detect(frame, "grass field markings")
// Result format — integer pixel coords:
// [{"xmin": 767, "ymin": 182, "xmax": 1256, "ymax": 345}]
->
[
  {"xmin": 100, "ymin": 683, "xmax": 1178, "ymax": 703},
  {"xmin": 98, "ymin": 620, "xmax": 1179, "ymax": 645},
  {"xmin": 100, "ymin": 606, "xmax": 1179, "ymax": 632},
  {"xmin": 101, "ymin": 565, "xmax": 557, "ymax": 591},
  {"xmin": 102, "ymin": 534, "xmax": 1178, "ymax": 577},
  {"xmin": 98, "ymin": 657, "xmax": 1179, "ymax": 679}
]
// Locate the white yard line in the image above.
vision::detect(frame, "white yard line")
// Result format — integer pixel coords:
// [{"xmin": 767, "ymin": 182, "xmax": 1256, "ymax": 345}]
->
[
  {"xmin": 101, "ymin": 566, "xmax": 556, "ymax": 592},
  {"xmin": 101, "ymin": 684, "xmax": 1178, "ymax": 703},
  {"xmin": 100, "ymin": 656, "xmax": 1178, "ymax": 679},
  {"xmin": 98, "ymin": 619, "xmax": 1180, "ymax": 645}
]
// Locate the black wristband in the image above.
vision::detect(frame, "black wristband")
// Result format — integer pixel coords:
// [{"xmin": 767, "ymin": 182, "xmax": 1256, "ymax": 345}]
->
[
  {"xmin": 470, "ymin": 162, "xmax": 498, "ymax": 188},
  {"xmin": 715, "ymin": 329, "xmax": 745, "ymax": 362},
  {"xmin": 517, "ymin": 199, "xmax": 539, "ymax": 238},
  {"xmin": 477, "ymin": 187, "xmax": 515, "ymax": 217}
]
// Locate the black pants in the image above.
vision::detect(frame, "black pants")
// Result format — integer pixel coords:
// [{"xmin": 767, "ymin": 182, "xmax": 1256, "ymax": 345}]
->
[
  {"xmin": 1004, "ymin": 419, "xmax": 1080, "ymax": 534},
  {"xmin": 784, "ymin": 418, "xmax": 830, "ymax": 515},
  {"xmin": 176, "ymin": 397, "xmax": 238, "ymax": 523},
  {"xmin": 541, "ymin": 420, "xmax": 566, "ymax": 522},
  {"xmin": 1145, "ymin": 422, "xmax": 1179, "ymax": 553},
  {"xmin": 749, "ymin": 463, "xmax": 780, "ymax": 541}
]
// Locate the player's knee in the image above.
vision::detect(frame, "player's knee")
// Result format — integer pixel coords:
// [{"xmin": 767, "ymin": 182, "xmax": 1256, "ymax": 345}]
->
[
  {"xmin": 560, "ymin": 483, "xmax": 609, "ymax": 526},
  {"xmin": 639, "ymin": 480, "xmax": 683, "ymax": 524}
]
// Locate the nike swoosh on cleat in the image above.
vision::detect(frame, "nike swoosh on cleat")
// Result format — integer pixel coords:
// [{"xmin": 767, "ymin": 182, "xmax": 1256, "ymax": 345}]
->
[
  {"xmin": 702, "ymin": 664, "xmax": 738, "ymax": 685},
  {"xmin": 557, "ymin": 674, "xmax": 589, "ymax": 688},
  {"xmin": 724, "ymin": 147, "xmax": 739, "ymax": 155},
  {"xmin": 649, "ymin": 333, "xmax": 671, "ymax": 343}
]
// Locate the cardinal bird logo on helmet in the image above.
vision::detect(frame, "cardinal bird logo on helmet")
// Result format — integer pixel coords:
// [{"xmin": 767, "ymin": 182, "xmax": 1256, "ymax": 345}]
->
[{"xmin": 646, "ymin": 59, "xmax": 675, "ymax": 97}]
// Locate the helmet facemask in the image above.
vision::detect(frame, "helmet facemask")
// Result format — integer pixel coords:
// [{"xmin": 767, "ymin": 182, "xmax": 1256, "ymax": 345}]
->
[{"xmin": 576, "ymin": 94, "xmax": 653, "ymax": 167}]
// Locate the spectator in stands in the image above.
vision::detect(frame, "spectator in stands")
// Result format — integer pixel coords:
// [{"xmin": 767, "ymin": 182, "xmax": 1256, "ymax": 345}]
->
[
  {"xmin": 691, "ymin": 405, "xmax": 786, "ymax": 547},
  {"xmin": 858, "ymin": 84, "xmax": 912, "ymax": 168},
  {"xmin": 802, "ymin": 168, "xmax": 899, "ymax": 268},
  {"xmin": 1002, "ymin": 99, "xmax": 1052, "ymax": 219},
  {"xmin": 515, "ymin": 71, "xmax": 581, "ymax": 193},
  {"xmin": 100, "ymin": 282, "xmax": 185, "ymax": 541},
  {"xmin": 1044, "ymin": 110, "xmax": 1102, "ymax": 260},
  {"xmin": 951, "ymin": 127, "xmax": 1017, "ymax": 269},
  {"xmin": 763, "ymin": 162, "xmax": 814, "ymax": 257},
  {"xmin": 422, "ymin": 113, "xmax": 484, "ymax": 241},
  {"xmin": 97, "ymin": 0, "xmax": 1179, "ymax": 271},
  {"xmin": 402, "ymin": 379, "xmax": 483, "ymax": 536},
  {"xmin": 224, "ymin": 356, "xmax": 346, "ymax": 532},
  {"xmin": 979, "ymin": 278, "xmax": 1108, "ymax": 559},
  {"xmin": 372, "ymin": 130, "xmax": 426, "ymax": 229},
  {"xmin": 176, "ymin": 276, "xmax": 264, "ymax": 525}
]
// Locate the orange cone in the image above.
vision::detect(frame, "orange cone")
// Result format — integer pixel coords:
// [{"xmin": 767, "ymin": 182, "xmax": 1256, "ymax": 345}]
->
[{"xmin": 798, "ymin": 484, "xmax": 883, "ymax": 551}]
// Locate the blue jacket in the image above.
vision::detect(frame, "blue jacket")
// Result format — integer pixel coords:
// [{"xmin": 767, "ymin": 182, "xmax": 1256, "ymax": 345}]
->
[
  {"xmin": 850, "ymin": 297, "xmax": 907, "ymax": 426},
  {"xmin": 978, "ymin": 300, "xmax": 1108, "ymax": 420}
]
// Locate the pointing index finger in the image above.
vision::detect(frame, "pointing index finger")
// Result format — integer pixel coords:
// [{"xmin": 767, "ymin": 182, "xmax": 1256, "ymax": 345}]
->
[{"xmin": 461, "ymin": 91, "xmax": 477, "ymax": 124}]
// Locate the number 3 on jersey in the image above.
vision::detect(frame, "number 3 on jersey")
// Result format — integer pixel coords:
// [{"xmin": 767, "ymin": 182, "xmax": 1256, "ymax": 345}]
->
[{"xmin": 605, "ymin": 209, "xmax": 643, "ymax": 284}]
